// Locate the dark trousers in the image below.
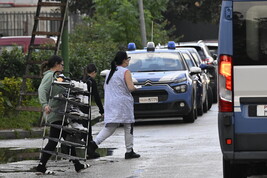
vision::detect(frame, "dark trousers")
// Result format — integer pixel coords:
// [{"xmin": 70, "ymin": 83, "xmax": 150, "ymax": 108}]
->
[
  {"xmin": 40, "ymin": 121, "xmax": 79, "ymax": 165},
  {"xmin": 80, "ymin": 119, "xmax": 92, "ymax": 155}
]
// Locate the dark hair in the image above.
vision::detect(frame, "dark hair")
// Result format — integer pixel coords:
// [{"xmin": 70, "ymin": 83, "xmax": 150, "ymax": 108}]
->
[
  {"xmin": 41, "ymin": 55, "xmax": 63, "ymax": 73},
  {"xmin": 82, "ymin": 63, "xmax": 97, "ymax": 82},
  {"xmin": 106, "ymin": 51, "xmax": 128, "ymax": 84}
]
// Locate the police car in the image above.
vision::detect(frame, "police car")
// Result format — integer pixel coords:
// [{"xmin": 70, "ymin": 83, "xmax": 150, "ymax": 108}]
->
[{"xmin": 127, "ymin": 41, "xmax": 202, "ymax": 123}]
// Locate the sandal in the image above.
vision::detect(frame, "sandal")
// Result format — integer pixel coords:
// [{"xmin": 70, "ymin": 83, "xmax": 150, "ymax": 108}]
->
[{"xmin": 75, "ymin": 163, "xmax": 91, "ymax": 173}]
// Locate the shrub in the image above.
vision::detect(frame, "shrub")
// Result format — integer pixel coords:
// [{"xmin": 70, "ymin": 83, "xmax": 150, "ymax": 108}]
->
[
  {"xmin": 0, "ymin": 77, "xmax": 34, "ymax": 116},
  {"xmin": 0, "ymin": 48, "xmax": 26, "ymax": 80}
]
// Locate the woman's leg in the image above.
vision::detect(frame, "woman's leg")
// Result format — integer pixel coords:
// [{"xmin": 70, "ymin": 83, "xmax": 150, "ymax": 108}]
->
[
  {"xmin": 94, "ymin": 123, "xmax": 119, "ymax": 145},
  {"xmin": 37, "ymin": 121, "xmax": 62, "ymax": 172},
  {"xmin": 124, "ymin": 123, "xmax": 140, "ymax": 159},
  {"xmin": 124, "ymin": 123, "xmax": 133, "ymax": 152}
]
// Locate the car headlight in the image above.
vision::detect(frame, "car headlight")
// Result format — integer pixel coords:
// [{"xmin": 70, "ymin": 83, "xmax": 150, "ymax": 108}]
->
[
  {"xmin": 173, "ymin": 77, "xmax": 187, "ymax": 83},
  {"xmin": 172, "ymin": 84, "xmax": 187, "ymax": 93}
]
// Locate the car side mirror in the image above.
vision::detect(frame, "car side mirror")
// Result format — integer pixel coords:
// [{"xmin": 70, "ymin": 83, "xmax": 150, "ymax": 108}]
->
[
  {"xmin": 190, "ymin": 67, "xmax": 201, "ymax": 75},
  {"xmin": 199, "ymin": 63, "xmax": 208, "ymax": 70},
  {"xmin": 100, "ymin": 69, "xmax": 110, "ymax": 77}
]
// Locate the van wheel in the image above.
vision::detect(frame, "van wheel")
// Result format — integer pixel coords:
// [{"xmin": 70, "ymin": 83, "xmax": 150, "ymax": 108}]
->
[
  {"xmin": 207, "ymin": 86, "xmax": 213, "ymax": 110},
  {"xmin": 223, "ymin": 158, "xmax": 247, "ymax": 178}
]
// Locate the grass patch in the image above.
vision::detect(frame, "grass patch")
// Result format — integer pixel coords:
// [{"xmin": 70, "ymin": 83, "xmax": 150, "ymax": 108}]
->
[
  {"xmin": 0, "ymin": 111, "xmax": 41, "ymax": 130},
  {"xmin": 0, "ymin": 98, "xmax": 41, "ymax": 130}
]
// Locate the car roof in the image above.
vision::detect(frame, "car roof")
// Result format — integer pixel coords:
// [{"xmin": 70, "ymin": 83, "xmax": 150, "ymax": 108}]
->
[
  {"xmin": 203, "ymin": 40, "xmax": 218, "ymax": 47},
  {"xmin": 127, "ymin": 48, "xmax": 182, "ymax": 54}
]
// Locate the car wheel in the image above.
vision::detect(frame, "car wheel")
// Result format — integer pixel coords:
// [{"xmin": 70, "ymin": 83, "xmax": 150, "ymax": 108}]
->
[
  {"xmin": 207, "ymin": 86, "xmax": 213, "ymax": 110},
  {"xmin": 183, "ymin": 95, "xmax": 197, "ymax": 123},
  {"xmin": 212, "ymin": 85, "xmax": 218, "ymax": 103},
  {"xmin": 197, "ymin": 100, "xmax": 203, "ymax": 116},
  {"xmin": 203, "ymin": 93, "xmax": 208, "ymax": 113}
]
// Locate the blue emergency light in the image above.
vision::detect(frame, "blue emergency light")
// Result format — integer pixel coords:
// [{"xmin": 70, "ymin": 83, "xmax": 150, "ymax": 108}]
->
[
  {"xmin": 128, "ymin": 42, "xmax": 136, "ymax": 51},
  {"xmin": 168, "ymin": 41, "xmax": 176, "ymax": 49}
]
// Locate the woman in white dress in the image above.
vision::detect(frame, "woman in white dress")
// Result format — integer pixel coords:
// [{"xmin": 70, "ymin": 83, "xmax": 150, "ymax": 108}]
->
[{"xmin": 89, "ymin": 51, "xmax": 140, "ymax": 159}]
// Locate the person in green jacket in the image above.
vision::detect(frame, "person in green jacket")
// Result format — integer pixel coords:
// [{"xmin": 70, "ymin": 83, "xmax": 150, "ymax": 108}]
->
[{"xmin": 36, "ymin": 55, "xmax": 89, "ymax": 175}]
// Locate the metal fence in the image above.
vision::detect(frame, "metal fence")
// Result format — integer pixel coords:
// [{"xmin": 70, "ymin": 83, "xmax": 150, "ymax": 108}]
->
[{"xmin": 0, "ymin": 11, "xmax": 83, "ymax": 36}]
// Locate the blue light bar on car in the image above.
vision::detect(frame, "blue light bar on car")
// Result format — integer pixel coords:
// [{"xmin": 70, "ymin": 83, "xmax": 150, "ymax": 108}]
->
[
  {"xmin": 128, "ymin": 42, "xmax": 136, "ymax": 51},
  {"xmin": 168, "ymin": 41, "xmax": 176, "ymax": 49}
]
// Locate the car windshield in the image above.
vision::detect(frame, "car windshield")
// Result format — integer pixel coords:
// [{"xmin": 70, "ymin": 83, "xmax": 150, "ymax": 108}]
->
[{"xmin": 127, "ymin": 52, "xmax": 186, "ymax": 72}]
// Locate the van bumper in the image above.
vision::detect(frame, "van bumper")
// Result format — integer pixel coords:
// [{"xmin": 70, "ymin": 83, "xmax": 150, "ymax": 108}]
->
[{"xmin": 223, "ymin": 151, "xmax": 267, "ymax": 161}]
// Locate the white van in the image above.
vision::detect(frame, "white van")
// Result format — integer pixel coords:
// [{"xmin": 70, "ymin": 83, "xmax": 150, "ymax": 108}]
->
[{"xmin": 218, "ymin": 0, "xmax": 267, "ymax": 177}]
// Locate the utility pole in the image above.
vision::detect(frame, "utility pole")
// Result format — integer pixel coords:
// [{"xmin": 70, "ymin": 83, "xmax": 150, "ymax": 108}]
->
[
  {"xmin": 61, "ymin": 10, "xmax": 69, "ymax": 73},
  {"xmin": 138, "ymin": 0, "xmax": 147, "ymax": 48}
]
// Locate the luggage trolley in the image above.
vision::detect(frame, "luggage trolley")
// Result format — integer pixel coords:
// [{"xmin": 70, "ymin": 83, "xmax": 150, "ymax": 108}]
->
[{"xmin": 40, "ymin": 71, "xmax": 92, "ymax": 162}]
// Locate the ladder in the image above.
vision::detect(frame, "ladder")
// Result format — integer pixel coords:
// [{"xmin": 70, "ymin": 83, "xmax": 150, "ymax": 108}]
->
[{"xmin": 17, "ymin": 0, "xmax": 69, "ymax": 113}]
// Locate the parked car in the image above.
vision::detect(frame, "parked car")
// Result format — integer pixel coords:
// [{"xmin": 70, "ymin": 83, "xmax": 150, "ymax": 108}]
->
[
  {"xmin": 0, "ymin": 36, "xmax": 56, "ymax": 54},
  {"xmin": 176, "ymin": 48, "xmax": 209, "ymax": 116},
  {"xmin": 176, "ymin": 41, "xmax": 218, "ymax": 103},
  {"xmin": 179, "ymin": 47, "xmax": 214, "ymax": 110},
  {"xmin": 204, "ymin": 40, "xmax": 218, "ymax": 60},
  {"xmin": 128, "ymin": 41, "xmax": 203, "ymax": 122},
  {"xmin": 176, "ymin": 40, "xmax": 215, "ymax": 64}
]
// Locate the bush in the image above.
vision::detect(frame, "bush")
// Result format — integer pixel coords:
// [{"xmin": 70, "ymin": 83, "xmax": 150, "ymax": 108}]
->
[
  {"xmin": 0, "ymin": 77, "xmax": 34, "ymax": 116},
  {"xmin": 0, "ymin": 48, "xmax": 26, "ymax": 80}
]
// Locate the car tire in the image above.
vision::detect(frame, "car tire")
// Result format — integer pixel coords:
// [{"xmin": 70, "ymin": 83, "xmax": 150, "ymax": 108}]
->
[
  {"xmin": 207, "ymin": 86, "xmax": 213, "ymax": 110},
  {"xmin": 212, "ymin": 85, "xmax": 218, "ymax": 103},
  {"xmin": 203, "ymin": 93, "xmax": 208, "ymax": 113},
  {"xmin": 197, "ymin": 100, "xmax": 203, "ymax": 116},
  {"xmin": 183, "ymin": 95, "xmax": 197, "ymax": 123}
]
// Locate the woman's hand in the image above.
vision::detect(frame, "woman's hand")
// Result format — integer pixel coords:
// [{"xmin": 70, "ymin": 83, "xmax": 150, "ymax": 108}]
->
[{"xmin": 44, "ymin": 105, "xmax": 51, "ymax": 114}]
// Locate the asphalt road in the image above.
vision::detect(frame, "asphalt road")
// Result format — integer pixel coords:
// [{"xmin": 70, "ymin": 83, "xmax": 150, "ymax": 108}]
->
[{"xmin": 0, "ymin": 103, "xmax": 224, "ymax": 178}]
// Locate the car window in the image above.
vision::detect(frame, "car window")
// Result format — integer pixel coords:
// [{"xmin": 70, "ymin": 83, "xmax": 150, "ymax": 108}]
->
[
  {"xmin": 128, "ymin": 52, "xmax": 186, "ymax": 72},
  {"xmin": 182, "ymin": 52, "xmax": 195, "ymax": 68},
  {"xmin": 191, "ymin": 52, "xmax": 201, "ymax": 66},
  {"xmin": 233, "ymin": 2, "xmax": 267, "ymax": 65},
  {"xmin": 207, "ymin": 46, "xmax": 218, "ymax": 57}
]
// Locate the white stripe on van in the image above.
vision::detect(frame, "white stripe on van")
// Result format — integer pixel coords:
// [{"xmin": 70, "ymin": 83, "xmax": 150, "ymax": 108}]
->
[
  {"xmin": 234, "ymin": 66, "xmax": 267, "ymax": 106},
  {"xmin": 234, "ymin": 107, "xmax": 241, "ymax": 112}
]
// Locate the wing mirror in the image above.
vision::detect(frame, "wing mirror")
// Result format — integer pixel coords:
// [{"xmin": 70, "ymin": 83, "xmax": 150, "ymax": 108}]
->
[
  {"xmin": 199, "ymin": 63, "xmax": 215, "ymax": 70},
  {"xmin": 100, "ymin": 69, "xmax": 110, "ymax": 77},
  {"xmin": 190, "ymin": 66, "xmax": 201, "ymax": 75}
]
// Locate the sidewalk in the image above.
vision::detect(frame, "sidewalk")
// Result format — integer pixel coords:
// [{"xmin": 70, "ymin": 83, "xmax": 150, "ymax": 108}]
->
[{"xmin": 0, "ymin": 106, "xmax": 102, "ymax": 140}]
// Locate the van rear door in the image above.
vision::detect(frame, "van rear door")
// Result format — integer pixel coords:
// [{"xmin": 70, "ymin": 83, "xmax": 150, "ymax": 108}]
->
[{"xmin": 233, "ymin": 1, "xmax": 267, "ymax": 151}]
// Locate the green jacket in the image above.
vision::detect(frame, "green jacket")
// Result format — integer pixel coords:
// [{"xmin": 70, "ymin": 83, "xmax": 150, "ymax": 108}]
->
[{"xmin": 38, "ymin": 70, "xmax": 66, "ymax": 123}]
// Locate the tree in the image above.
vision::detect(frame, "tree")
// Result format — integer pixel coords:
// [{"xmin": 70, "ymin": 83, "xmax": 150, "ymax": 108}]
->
[
  {"xmin": 69, "ymin": 0, "xmax": 95, "ymax": 16},
  {"xmin": 164, "ymin": 0, "xmax": 221, "ymax": 24},
  {"xmin": 89, "ymin": 0, "xmax": 170, "ymax": 48}
]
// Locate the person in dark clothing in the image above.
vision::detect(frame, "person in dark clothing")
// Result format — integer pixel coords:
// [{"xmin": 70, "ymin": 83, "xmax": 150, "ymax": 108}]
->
[
  {"xmin": 81, "ymin": 63, "xmax": 104, "ymax": 116},
  {"xmin": 79, "ymin": 63, "xmax": 104, "ymax": 159}
]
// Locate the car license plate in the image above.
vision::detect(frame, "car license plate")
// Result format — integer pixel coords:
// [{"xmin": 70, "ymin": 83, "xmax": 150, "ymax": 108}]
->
[
  {"xmin": 256, "ymin": 105, "xmax": 267, "ymax": 116},
  {"xmin": 139, "ymin": 97, "xmax": 158, "ymax": 103}
]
